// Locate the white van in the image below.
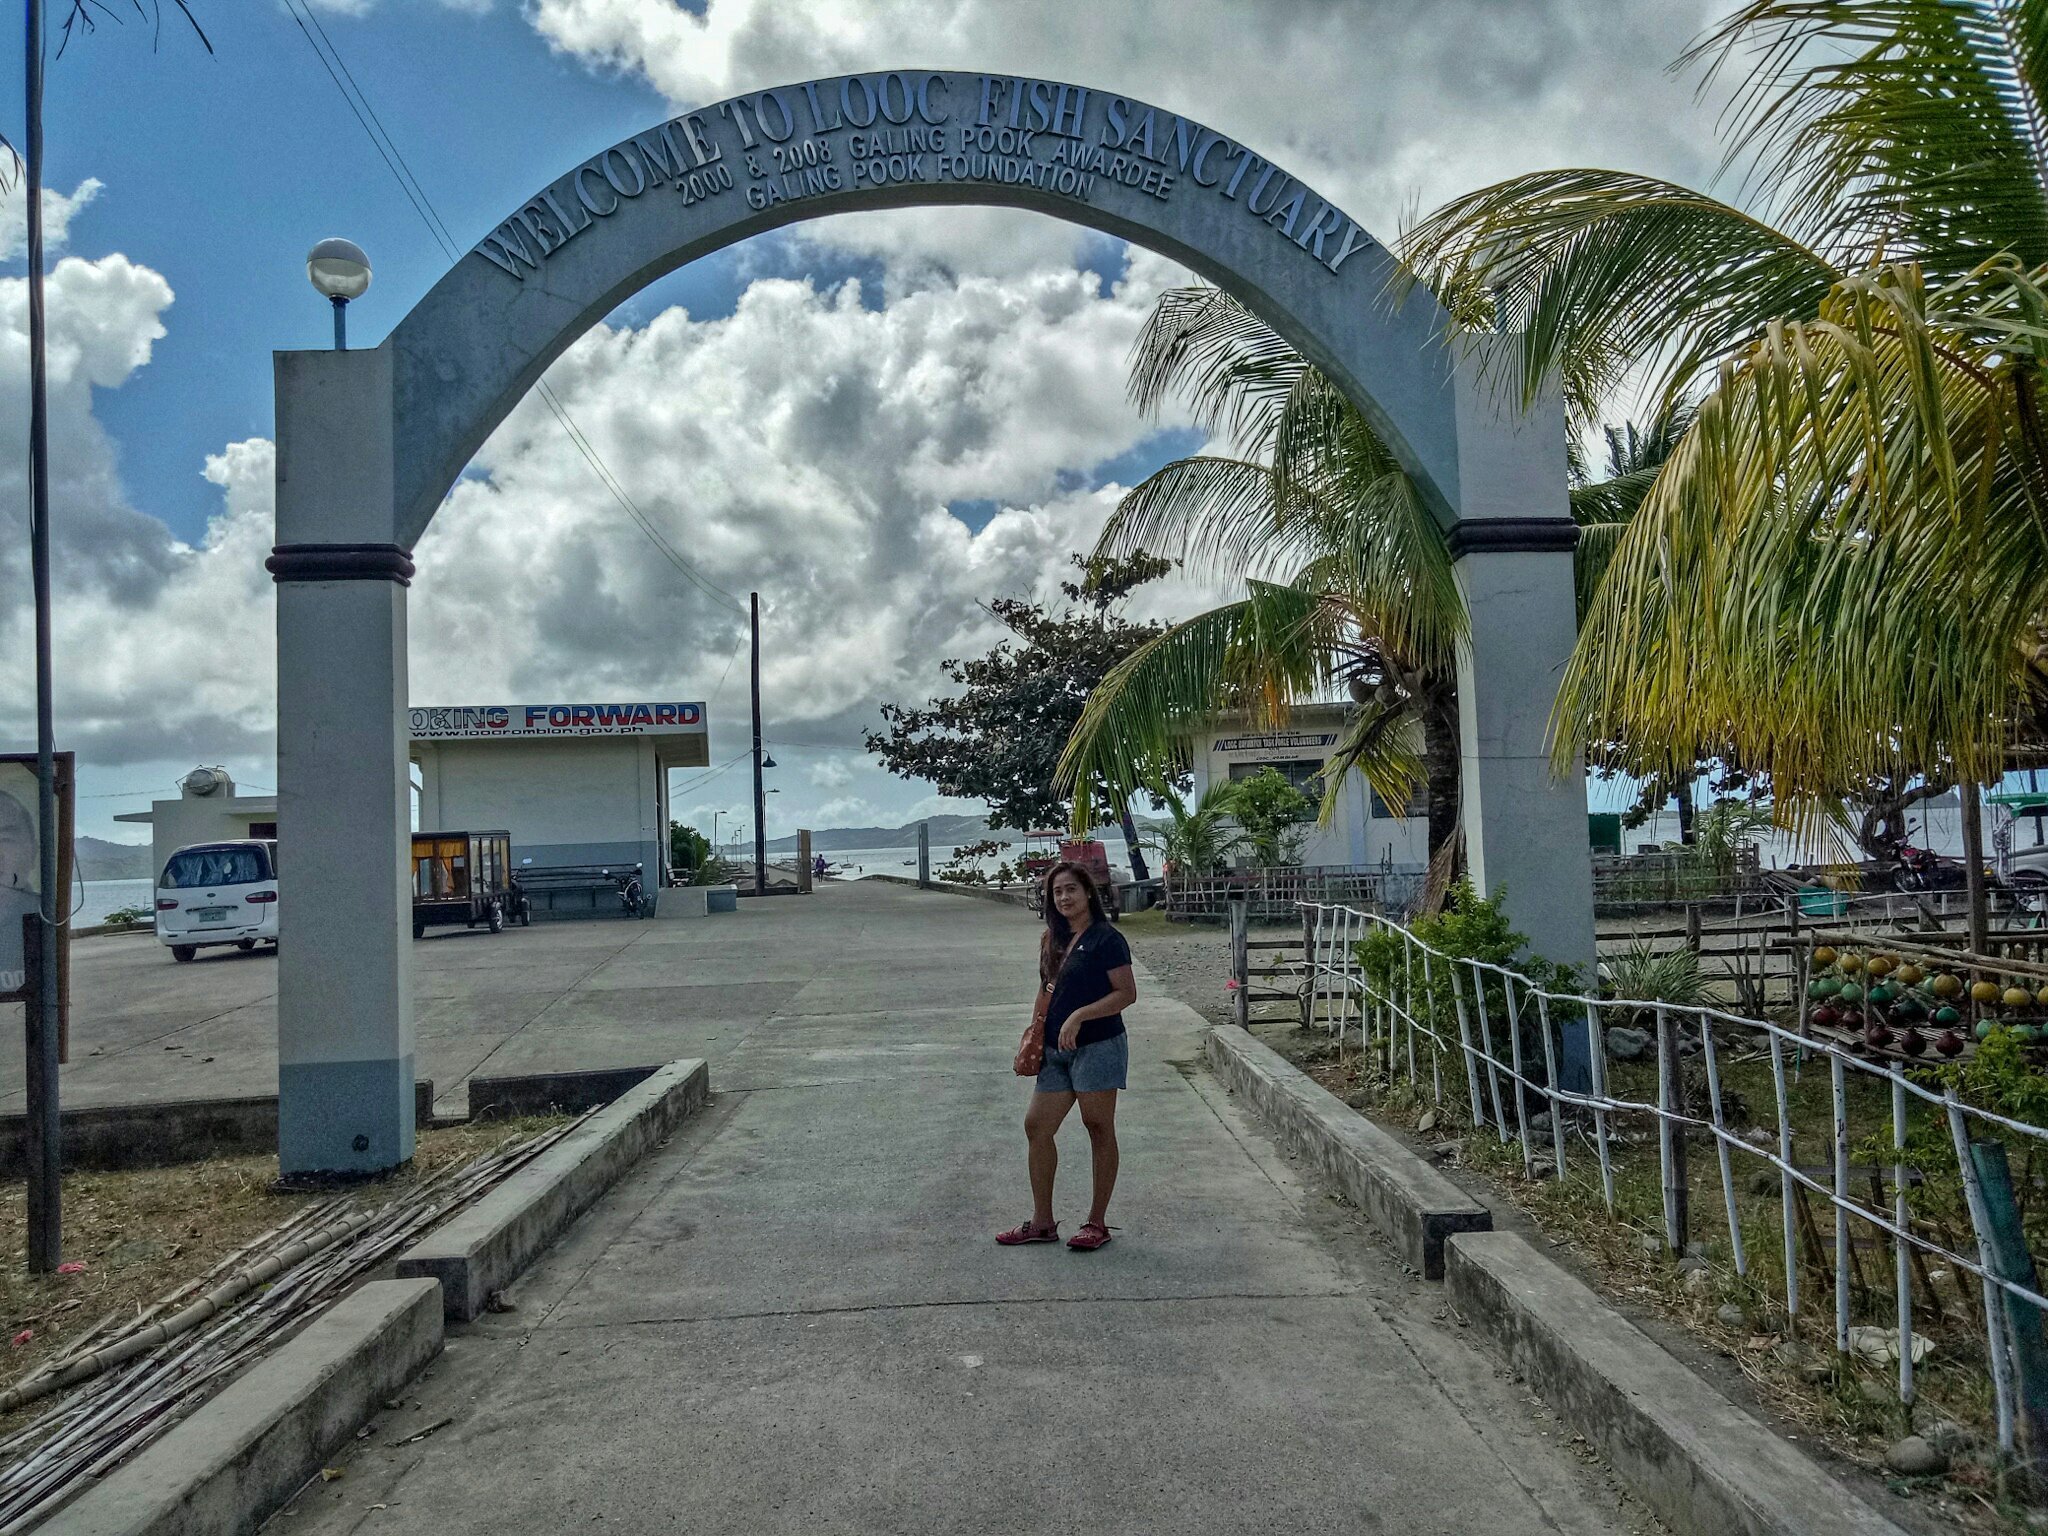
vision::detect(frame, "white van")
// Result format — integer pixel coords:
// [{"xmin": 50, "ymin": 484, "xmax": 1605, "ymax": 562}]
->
[{"xmin": 155, "ymin": 840, "xmax": 279, "ymax": 962}]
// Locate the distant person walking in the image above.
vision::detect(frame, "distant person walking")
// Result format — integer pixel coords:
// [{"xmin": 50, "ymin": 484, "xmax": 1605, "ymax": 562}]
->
[{"xmin": 998, "ymin": 860, "xmax": 1136, "ymax": 1251}]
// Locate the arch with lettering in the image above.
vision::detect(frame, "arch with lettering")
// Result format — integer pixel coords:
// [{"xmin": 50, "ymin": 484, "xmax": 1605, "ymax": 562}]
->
[
  {"xmin": 266, "ymin": 69, "xmax": 1594, "ymax": 1179},
  {"xmin": 378, "ymin": 70, "xmax": 1461, "ymax": 546}
]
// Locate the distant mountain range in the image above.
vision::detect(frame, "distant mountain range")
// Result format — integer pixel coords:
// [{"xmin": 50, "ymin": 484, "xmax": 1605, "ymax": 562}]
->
[
  {"xmin": 765, "ymin": 814, "xmax": 1167, "ymax": 855},
  {"xmin": 765, "ymin": 815, "xmax": 998, "ymax": 853},
  {"xmin": 76, "ymin": 836, "xmax": 152, "ymax": 881}
]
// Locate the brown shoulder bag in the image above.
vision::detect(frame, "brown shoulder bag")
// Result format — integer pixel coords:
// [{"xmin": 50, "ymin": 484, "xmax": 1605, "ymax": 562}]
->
[{"xmin": 1013, "ymin": 931, "xmax": 1082, "ymax": 1077}]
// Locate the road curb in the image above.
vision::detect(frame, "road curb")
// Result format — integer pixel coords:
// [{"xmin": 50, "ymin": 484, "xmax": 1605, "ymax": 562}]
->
[
  {"xmin": 58, "ymin": 1278, "xmax": 442, "ymax": 1536},
  {"xmin": 1445, "ymin": 1230, "xmax": 1907, "ymax": 1536},
  {"xmin": 396, "ymin": 1058, "xmax": 710, "ymax": 1320},
  {"xmin": 1203, "ymin": 1026, "xmax": 1489, "ymax": 1277}
]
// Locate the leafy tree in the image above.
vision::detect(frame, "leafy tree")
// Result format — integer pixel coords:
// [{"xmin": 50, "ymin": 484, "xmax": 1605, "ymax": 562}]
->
[
  {"xmin": 668, "ymin": 821, "xmax": 711, "ymax": 878},
  {"xmin": 1227, "ymin": 767, "xmax": 1314, "ymax": 866},
  {"xmin": 865, "ymin": 553, "xmax": 1182, "ymax": 879},
  {"xmin": 1060, "ymin": 286, "xmax": 1685, "ymax": 904}
]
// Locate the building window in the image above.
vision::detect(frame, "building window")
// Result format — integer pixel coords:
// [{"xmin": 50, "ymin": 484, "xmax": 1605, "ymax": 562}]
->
[
  {"xmin": 248, "ymin": 821, "xmax": 277, "ymax": 840},
  {"xmin": 1367, "ymin": 789, "xmax": 1423, "ymax": 821},
  {"xmin": 1228, "ymin": 759, "xmax": 1324, "ymax": 795}
]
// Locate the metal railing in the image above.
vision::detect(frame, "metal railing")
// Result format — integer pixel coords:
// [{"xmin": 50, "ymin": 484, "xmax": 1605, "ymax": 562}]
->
[
  {"xmin": 1296, "ymin": 900, "xmax": 2048, "ymax": 1455},
  {"xmin": 1164, "ymin": 865, "xmax": 1421, "ymax": 922}
]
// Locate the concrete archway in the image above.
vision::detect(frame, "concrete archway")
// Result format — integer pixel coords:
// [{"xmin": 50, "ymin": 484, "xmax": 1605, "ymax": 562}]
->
[{"xmin": 270, "ymin": 70, "xmax": 1592, "ymax": 1174}]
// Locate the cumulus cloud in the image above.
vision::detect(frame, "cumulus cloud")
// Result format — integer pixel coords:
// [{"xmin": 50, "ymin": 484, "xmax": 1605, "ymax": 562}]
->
[
  {"xmin": 1, "ymin": 225, "xmax": 1223, "ymax": 833},
  {"xmin": 401, "ymin": 251, "xmax": 1199, "ymax": 732},
  {"xmin": 301, "ymin": 0, "xmax": 490, "ymax": 15},
  {"xmin": 41, "ymin": 2, "xmax": 1743, "ymax": 833},
  {"xmin": 0, "ymin": 178, "xmax": 102, "ymax": 264},
  {"xmin": 527, "ymin": 0, "xmax": 1729, "ymax": 277}
]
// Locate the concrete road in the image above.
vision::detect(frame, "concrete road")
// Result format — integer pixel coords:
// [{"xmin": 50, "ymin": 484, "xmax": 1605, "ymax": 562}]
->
[
  {"xmin": 276, "ymin": 883, "xmax": 1645, "ymax": 1535},
  {"xmin": 6, "ymin": 897, "xmax": 831, "ymax": 1116}
]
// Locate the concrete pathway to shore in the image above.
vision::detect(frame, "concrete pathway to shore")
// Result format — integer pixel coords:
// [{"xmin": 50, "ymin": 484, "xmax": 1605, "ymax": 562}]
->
[{"xmin": 274, "ymin": 882, "xmax": 1644, "ymax": 1535}]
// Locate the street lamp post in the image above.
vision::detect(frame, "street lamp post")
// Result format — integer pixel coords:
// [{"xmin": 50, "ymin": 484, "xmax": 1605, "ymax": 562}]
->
[
  {"xmin": 750, "ymin": 593, "xmax": 776, "ymax": 894},
  {"xmin": 306, "ymin": 238, "xmax": 372, "ymax": 351}
]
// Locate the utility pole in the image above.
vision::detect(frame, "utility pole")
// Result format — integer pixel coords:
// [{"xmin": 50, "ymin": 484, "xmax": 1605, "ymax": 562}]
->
[
  {"xmin": 751, "ymin": 592, "xmax": 767, "ymax": 897},
  {"xmin": 25, "ymin": 0, "xmax": 62, "ymax": 1274}
]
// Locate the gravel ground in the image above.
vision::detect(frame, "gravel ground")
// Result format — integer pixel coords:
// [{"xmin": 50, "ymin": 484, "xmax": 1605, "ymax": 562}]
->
[{"xmin": 1117, "ymin": 909, "xmax": 1299, "ymax": 1029}]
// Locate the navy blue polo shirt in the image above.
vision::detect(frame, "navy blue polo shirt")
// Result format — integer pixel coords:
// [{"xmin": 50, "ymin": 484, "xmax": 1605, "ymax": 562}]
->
[{"xmin": 1043, "ymin": 921, "xmax": 1133, "ymax": 1048}]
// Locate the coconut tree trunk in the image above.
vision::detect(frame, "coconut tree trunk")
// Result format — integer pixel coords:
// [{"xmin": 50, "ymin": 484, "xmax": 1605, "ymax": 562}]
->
[
  {"xmin": 1420, "ymin": 689, "xmax": 1462, "ymax": 884},
  {"xmin": 1675, "ymin": 770, "xmax": 1697, "ymax": 846},
  {"xmin": 1119, "ymin": 806, "xmax": 1150, "ymax": 884},
  {"xmin": 1962, "ymin": 779, "xmax": 1989, "ymax": 953}
]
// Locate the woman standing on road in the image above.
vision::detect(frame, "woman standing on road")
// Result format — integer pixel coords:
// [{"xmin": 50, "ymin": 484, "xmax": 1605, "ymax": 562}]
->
[{"xmin": 997, "ymin": 861, "xmax": 1136, "ymax": 1252}]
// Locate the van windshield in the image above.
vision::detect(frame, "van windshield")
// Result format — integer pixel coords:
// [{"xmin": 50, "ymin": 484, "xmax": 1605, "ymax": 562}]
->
[{"xmin": 162, "ymin": 847, "xmax": 270, "ymax": 888}]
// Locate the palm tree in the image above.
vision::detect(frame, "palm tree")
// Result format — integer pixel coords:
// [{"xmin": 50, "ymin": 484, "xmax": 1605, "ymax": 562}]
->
[
  {"xmin": 1058, "ymin": 286, "xmax": 1467, "ymax": 891},
  {"xmin": 1060, "ymin": 287, "xmax": 1692, "ymax": 901},
  {"xmin": 1147, "ymin": 780, "xmax": 1247, "ymax": 876},
  {"xmin": 1398, "ymin": 0, "xmax": 2048, "ymax": 942}
]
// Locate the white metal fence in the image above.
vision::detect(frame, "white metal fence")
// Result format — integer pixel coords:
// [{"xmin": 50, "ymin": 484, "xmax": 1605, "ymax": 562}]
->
[{"xmin": 1297, "ymin": 901, "xmax": 2048, "ymax": 1454}]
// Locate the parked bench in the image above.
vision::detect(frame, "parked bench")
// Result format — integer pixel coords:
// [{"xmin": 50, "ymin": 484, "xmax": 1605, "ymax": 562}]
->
[{"xmin": 516, "ymin": 865, "xmax": 646, "ymax": 919}]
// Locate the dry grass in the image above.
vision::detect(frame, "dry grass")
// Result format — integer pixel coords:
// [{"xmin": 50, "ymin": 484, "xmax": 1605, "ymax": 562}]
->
[{"xmin": 0, "ymin": 1117, "xmax": 565, "ymax": 1398}]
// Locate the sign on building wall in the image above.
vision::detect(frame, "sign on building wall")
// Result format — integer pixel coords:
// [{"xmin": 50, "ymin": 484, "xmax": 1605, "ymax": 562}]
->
[
  {"xmin": 1211, "ymin": 731, "xmax": 1336, "ymax": 759},
  {"xmin": 409, "ymin": 703, "xmax": 708, "ymax": 741}
]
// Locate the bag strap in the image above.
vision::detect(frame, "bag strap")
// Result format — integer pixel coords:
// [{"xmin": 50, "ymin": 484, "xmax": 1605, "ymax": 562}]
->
[{"xmin": 1031, "ymin": 927, "xmax": 1087, "ymax": 1023}]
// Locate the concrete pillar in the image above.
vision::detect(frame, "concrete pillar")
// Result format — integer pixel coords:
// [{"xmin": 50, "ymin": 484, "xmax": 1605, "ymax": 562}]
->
[
  {"xmin": 270, "ymin": 347, "xmax": 416, "ymax": 1176},
  {"xmin": 1446, "ymin": 340, "xmax": 1596, "ymax": 986}
]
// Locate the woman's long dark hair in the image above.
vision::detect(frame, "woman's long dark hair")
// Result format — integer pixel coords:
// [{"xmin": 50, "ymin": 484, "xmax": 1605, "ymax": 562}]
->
[{"xmin": 1040, "ymin": 860, "xmax": 1109, "ymax": 984}]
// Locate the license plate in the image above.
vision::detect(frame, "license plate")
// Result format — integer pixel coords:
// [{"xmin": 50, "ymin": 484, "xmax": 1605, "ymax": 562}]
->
[{"xmin": 193, "ymin": 907, "xmax": 230, "ymax": 925}]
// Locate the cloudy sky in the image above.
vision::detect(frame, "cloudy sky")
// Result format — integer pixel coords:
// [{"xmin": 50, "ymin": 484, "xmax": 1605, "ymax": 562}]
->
[{"xmin": 0, "ymin": 0, "xmax": 1727, "ymax": 848}]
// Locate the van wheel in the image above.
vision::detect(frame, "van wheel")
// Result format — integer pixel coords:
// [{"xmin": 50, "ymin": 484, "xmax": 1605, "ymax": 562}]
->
[
  {"xmin": 172, "ymin": 946, "xmax": 195, "ymax": 963},
  {"xmin": 236, "ymin": 939, "xmax": 256, "ymax": 951},
  {"xmin": 487, "ymin": 900, "xmax": 505, "ymax": 934}
]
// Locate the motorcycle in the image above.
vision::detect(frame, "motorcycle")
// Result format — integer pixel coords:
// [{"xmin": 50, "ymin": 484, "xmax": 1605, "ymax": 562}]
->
[{"xmin": 1891, "ymin": 844, "xmax": 1969, "ymax": 892}]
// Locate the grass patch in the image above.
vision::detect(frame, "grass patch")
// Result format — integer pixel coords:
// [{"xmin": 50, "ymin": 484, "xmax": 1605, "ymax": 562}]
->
[{"xmin": 0, "ymin": 1116, "xmax": 566, "ymax": 1399}]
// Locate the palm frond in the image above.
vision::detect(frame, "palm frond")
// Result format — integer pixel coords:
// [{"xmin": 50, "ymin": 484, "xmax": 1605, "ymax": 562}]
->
[
  {"xmin": 1398, "ymin": 169, "xmax": 1841, "ymax": 425},
  {"xmin": 1059, "ymin": 584, "xmax": 1340, "ymax": 830},
  {"xmin": 1268, "ymin": 369, "xmax": 1465, "ymax": 662},
  {"xmin": 1126, "ymin": 285, "xmax": 1308, "ymax": 451},
  {"xmin": 1554, "ymin": 259, "xmax": 2048, "ymax": 795},
  {"xmin": 1568, "ymin": 518, "xmax": 1631, "ymax": 621},
  {"xmin": 1097, "ymin": 455, "xmax": 1319, "ymax": 581},
  {"xmin": 1687, "ymin": 0, "xmax": 2048, "ymax": 271},
  {"xmin": 1318, "ymin": 701, "xmax": 1424, "ymax": 827}
]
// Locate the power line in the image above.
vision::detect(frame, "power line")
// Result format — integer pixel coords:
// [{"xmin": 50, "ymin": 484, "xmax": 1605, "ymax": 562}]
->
[
  {"xmin": 667, "ymin": 750, "xmax": 751, "ymax": 799},
  {"xmin": 707, "ymin": 629, "xmax": 749, "ymax": 711},
  {"xmin": 280, "ymin": 0, "xmax": 744, "ymax": 618}
]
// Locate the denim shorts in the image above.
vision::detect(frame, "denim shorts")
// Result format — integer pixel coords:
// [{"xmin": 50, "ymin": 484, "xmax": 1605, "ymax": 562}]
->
[{"xmin": 1035, "ymin": 1031, "xmax": 1129, "ymax": 1094}]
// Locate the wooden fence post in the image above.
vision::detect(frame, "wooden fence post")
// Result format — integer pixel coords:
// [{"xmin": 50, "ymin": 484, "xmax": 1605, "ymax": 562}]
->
[
  {"xmin": 1229, "ymin": 898, "xmax": 1248, "ymax": 1030},
  {"xmin": 1299, "ymin": 905, "xmax": 1316, "ymax": 1030}
]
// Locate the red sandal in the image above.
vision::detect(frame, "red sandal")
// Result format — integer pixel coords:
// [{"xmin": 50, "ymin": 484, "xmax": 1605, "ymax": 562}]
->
[
  {"xmin": 995, "ymin": 1218, "xmax": 1059, "ymax": 1246},
  {"xmin": 1066, "ymin": 1222, "xmax": 1114, "ymax": 1251}
]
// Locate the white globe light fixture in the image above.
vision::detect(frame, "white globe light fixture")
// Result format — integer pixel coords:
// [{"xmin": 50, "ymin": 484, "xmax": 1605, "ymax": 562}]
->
[{"xmin": 306, "ymin": 238, "xmax": 372, "ymax": 351}]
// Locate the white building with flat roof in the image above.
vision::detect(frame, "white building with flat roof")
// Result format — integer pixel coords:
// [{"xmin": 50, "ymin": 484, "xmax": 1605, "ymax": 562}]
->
[
  {"xmin": 408, "ymin": 702, "xmax": 709, "ymax": 908},
  {"xmin": 115, "ymin": 767, "xmax": 278, "ymax": 879},
  {"xmin": 1190, "ymin": 703, "xmax": 1429, "ymax": 872}
]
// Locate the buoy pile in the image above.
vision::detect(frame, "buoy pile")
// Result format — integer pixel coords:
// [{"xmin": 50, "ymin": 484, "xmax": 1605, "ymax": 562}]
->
[{"xmin": 1803, "ymin": 944, "xmax": 2030, "ymax": 1060}]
